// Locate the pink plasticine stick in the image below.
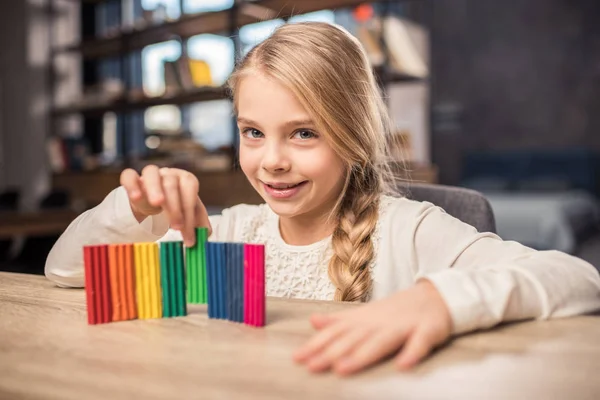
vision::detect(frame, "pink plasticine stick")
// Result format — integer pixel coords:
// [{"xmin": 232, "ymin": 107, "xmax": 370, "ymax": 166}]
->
[
  {"xmin": 256, "ymin": 245, "xmax": 265, "ymax": 326},
  {"xmin": 244, "ymin": 244, "xmax": 265, "ymax": 327}
]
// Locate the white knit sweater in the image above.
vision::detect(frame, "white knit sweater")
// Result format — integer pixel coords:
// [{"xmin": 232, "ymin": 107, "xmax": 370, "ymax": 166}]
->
[{"xmin": 45, "ymin": 186, "xmax": 600, "ymax": 334}]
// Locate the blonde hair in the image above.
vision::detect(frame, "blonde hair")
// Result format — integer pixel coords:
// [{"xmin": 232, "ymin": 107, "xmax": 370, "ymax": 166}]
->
[{"xmin": 228, "ymin": 22, "xmax": 398, "ymax": 302}]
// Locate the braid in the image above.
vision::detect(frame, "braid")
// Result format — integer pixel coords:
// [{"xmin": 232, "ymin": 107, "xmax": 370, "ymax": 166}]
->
[{"xmin": 328, "ymin": 165, "xmax": 381, "ymax": 302}]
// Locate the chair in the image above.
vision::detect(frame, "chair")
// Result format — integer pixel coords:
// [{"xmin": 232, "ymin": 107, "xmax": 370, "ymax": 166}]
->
[{"xmin": 402, "ymin": 183, "xmax": 497, "ymax": 234}]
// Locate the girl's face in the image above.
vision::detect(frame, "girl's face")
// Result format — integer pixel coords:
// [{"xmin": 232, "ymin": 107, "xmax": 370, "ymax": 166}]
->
[{"xmin": 237, "ymin": 73, "xmax": 346, "ymax": 220}]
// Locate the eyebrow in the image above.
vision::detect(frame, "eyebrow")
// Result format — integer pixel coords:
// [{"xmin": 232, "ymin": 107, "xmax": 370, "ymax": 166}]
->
[{"xmin": 237, "ymin": 117, "xmax": 316, "ymax": 129}]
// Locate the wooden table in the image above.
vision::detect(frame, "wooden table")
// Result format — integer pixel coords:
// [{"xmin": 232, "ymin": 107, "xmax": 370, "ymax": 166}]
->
[
  {"xmin": 1, "ymin": 272, "xmax": 600, "ymax": 399},
  {"xmin": 0, "ymin": 210, "xmax": 78, "ymax": 239}
]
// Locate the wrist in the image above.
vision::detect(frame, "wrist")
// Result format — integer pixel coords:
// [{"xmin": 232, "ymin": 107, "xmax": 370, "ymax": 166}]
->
[{"xmin": 415, "ymin": 279, "xmax": 453, "ymax": 332}]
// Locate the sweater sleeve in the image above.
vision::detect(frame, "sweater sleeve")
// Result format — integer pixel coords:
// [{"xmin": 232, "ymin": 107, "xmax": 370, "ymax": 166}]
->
[
  {"xmin": 393, "ymin": 200, "xmax": 600, "ymax": 335},
  {"xmin": 44, "ymin": 186, "xmax": 220, "ymax": 288}
]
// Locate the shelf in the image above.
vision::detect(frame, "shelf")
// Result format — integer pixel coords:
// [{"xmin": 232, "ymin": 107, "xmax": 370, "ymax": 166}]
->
[
  {"xmin": 374, "ymin": 66, "xmax": 425, "ymax": 84},
  {"xmin": 51, "ymin": 66, "xmax": 423, "ymax": 117},
  {"xmin": 52, "ymin": 86, "xmax": 228, "ymax": 117},
  {"xmin": 56, "ymin": 0, "xmax": 373, "ymax": 60}
]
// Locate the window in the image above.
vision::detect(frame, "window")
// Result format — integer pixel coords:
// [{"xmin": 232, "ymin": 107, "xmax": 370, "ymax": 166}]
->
[
  {"xmin": 187, "ymin": 34, "xmax": 234, "ymax": 86},
  {"xmin": 142, "ymin": 41, "xmax": 182, "ymax": 132},
  {"xmin": 238, "ymin": 10, "xmax": 336, "ymax": 55},
  {"xmin": 183, "ymin": 0, "xmax": 234, "ymax": 14},
  {"xmin": 141, "ymin": 0, "xmax": 181, "ymax": 20},
  {"xmin": 141, "ymin": 40, "xmax": 181, "ymax": 97},
  {"xmin": 189, "ymin": 100, "xmax": 234, "ymax": 151},
  {"xmin": 288, "ymin": 10, "xmax": 335, "ymax": 24},
  {"xmin": 145, "ymin": 105, "xmax": 182, "ymax": 132},
  {"xmin": 239, "ymin": 19, "xmax": 285, "ymax": 55}
]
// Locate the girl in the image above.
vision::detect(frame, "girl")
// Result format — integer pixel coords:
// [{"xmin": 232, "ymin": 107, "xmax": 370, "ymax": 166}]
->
[{"xmin": 45, "ymin": 22, "xmax": 600, "ymax": 376}]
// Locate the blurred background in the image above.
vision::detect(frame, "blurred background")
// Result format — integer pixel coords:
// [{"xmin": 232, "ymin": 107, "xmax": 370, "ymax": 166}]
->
[{"xmin": 1, "ymin": 0, "xmax": 599, "ymax": 275}]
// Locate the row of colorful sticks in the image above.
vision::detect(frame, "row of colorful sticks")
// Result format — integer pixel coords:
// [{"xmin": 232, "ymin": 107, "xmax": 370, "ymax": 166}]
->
[{"xmin": 83, "ymin": 227, "xmax": 265, "ymax": 327}]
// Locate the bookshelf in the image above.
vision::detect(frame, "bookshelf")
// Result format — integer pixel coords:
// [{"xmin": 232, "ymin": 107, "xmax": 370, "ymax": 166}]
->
[
  {"xmin": 47, "ymin": 0, "xmax": 434, "ymax": 207},
  {"xmin": 50, "ymin": 0, "xmax": 428, "ymax": 117},
  {"xmin": 57, "ymin": 0, "xmax": 415, "ymax": 59}
]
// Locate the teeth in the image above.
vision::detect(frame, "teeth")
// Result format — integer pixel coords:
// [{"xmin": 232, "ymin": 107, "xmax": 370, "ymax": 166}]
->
[{"xmin": 269, "ymin": 183, "xmax": 299, "ymax": 189}]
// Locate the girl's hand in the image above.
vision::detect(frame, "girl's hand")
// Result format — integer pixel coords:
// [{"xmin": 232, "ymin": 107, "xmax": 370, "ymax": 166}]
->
[
  {"xmin": 120, "ymin": 166, "xmax": 211, "ymax": 247},
  {"xmin": 293, "ymin": 280, "xmax": 452, "ymax": 375}
]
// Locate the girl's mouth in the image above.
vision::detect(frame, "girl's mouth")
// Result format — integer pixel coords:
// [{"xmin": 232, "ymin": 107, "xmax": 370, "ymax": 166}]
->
[{"xmin": 262, "ymin": 181, "xmax": 308, "ymax": 199}]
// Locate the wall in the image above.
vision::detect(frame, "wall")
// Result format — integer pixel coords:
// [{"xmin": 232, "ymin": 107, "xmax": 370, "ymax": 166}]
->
[
  {"xmin": 431, "ymin": 0, "xmax": 600, "ymax": 184},
  {"xmin": 0, "ymin": 0, "xmax": 49, "ymax": 210},
  {"xmin": 0, "ymin": 0, "xmax": 79, "ymax": 210}
]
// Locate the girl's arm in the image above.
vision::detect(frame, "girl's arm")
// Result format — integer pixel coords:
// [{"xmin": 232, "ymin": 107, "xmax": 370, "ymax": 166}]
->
[
  {"xmin": 44, "ymin": 186, "xmax": 181, "ymax": 288},
  {"xmin": 410, "ymin": 202, "xmax": 600, "ymax": 334},
  {"xmin": 46, "ymin": 166, "xmax": 219, "ymax": 288},
  {"xmin": 294, "ymin": 199, "xmax": 600, "ymax": 375}
]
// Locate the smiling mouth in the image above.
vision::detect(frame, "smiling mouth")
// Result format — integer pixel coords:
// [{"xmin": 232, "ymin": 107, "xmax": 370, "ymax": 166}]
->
[{"xmin": 263, "ymin": 181, "xmax": 307, "ymax": 189}]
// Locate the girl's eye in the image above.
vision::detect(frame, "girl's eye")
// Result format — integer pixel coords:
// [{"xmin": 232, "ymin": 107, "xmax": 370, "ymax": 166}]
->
[
  {"xmin": 242, "ymin": 128, "xmax": 264, "ymax": 139},
  {"xmin": 294, "ymin": 130, "xmax": 317, "ymax": 140}
]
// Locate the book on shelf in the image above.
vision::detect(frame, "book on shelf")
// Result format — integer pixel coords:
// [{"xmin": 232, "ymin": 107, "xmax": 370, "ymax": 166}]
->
[
  {"xmin": 355, "ymin": 15, "xmax": 429, "ymax": 79},
  {"xmin": 164, "ymin": 56, "xmax": 214, "ymax": 95},
  {"xmin": 383, "ymin": 16, "xmax": 428, "ymax": 79},
  {"xmin": 46, "ymin": 136, "xmax": 94, "ymax": 173}
]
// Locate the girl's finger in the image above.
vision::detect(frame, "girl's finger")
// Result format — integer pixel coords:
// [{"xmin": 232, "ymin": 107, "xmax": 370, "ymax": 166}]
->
[
  {"xmin": 395, "ymin": 329, "xmax": 437, "ymax": 370},
  {"xmin": 335, "ymin": 329, "xmax": 409, "ymax": 376},
  {"xmin": 179, "ymin": 172, "xmax": 199, "ymax": 246},
  {"xmin": 293, "ymin": 322, "xmax": 350, "ymax": 364},
  {"xmin": 141, "ymin": 165, "xmax": 164, "ymax": 206},
  {"xmin": 307, "ymin": 327, "xmax": 373, "ymax": 373},
  {"xmin": 160, "ymin": 169, "xmax": 184, "ymax": 230},
  {"xmin": 120, "ymin": 169, "xmax": 142, "ymax": 200}
]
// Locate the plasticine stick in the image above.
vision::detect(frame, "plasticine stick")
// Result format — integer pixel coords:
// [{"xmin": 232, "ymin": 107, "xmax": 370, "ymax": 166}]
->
[
  {"xmin": 160, "ymin": 242, "xmax": 172, "ymax": 317},
  {"xmin": 186, "ymin": 227, "xmax": 208, "ymax": 304},
  {"xmin": 134, "ymin": 243, "xmax": 162, "ymax": 319},
  {"xmin": 174, "ymin": 241, "xmax": 186, "ymax": 316},
  {"xmin": 98, "ymin": 245, "xmax": 112, "ymax": 324},
  {"xmin": 244, "ymin": 244, "xmax": 265, "ymax": 327},
  {"xmin": 84, "ymin": 245, "xmax": 112, "ymax": 324},
  {"xmin": 216, "ymin": 243, "xmax": 226, "ymax": 319},
  {"xmin": 121, "ymin": 244, "xmax": 137, "ymax": 320},
  {"xmin": 150, "ymin": 243, "xmax": 162, "ymax": 318},
  {"xmin": 205, "ymin": 242, "xmax": 215, "ymax": 318},
  {"xmin": 226, "ymin": 243, "xmax": 244, "ymax": 323},
  {"xmin": 83, "ymin": 246, "xmax": 97, "ymax": 324},
  {"xmin": 108, "ymin": 245, "xmax": 123, "ymax": 321}
]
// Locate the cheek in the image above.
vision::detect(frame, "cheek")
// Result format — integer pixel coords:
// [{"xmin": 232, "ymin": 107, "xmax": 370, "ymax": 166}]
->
[
  {"xmin": 301, "ymin": 149, "xmax": 345, "ymax": 185},
  {"xmin": 239, "ymin": 146, "xmax": 259, "ymax": 174}
]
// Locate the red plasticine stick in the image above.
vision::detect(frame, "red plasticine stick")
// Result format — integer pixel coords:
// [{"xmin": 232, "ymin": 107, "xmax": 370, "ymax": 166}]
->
[
  {"xmin": 99, "ymin": 245, "xmax": 112, "ymax": 323},
  {"xmin": 92, "ymin": 246, "xmax": 103, "ymax": 322},
  {"xmin": 244, "ymin": 244, "xmax": 265, "ymax": 327},
  {"xmin": 84, "ymin": 246, "xmax": 97, "ymax": 324},
  {"xmin": 84, "ymin": 245, "xmax": 112, "ymax": 324}
]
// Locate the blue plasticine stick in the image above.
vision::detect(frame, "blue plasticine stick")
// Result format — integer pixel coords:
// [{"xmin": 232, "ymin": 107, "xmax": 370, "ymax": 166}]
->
[
  {"xmin": 234, "ymin": 243, "xmax": 244, "ymax": 323},
  {"xmin": 226, "ymin": 243, "xmax": 234, "ymax": 321},
  {"xmin": 215, "ymin": 243, "xmax": 227, "ymax": 319},
  {"xmin": 225, "ymin": 243, "xmax": 244, "ymax": 322},
  {"xmin": 206, "ymin": 242, "xmax": 215, "ymax": 319}
]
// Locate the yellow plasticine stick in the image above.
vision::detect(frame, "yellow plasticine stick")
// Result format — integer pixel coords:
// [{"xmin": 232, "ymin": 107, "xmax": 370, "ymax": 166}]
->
[
  {"xmin": 134, "ymin": 243, "xmax": 145, "ymax": 319},
  {"xmin": 135, "ymin": 243, "xmax": 162, "ymax": 320},
  {"xmin": 148, "ymin": 244, "xmax": 162, "ymax": 318},
  {"xmin": 142, "ymin": 244, "xmax": 151, "ymax": 319}
]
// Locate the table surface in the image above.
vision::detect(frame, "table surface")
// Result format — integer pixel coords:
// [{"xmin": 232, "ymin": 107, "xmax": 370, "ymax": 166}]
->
[{"xmin": 1, "ymin": 272, "xmax": 600, "ymax": 400}]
